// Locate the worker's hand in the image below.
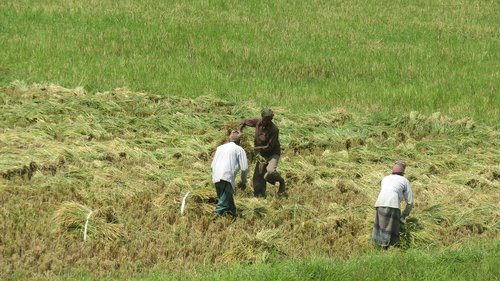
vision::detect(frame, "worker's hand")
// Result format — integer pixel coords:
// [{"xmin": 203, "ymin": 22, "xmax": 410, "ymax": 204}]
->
[
  {"xmin": 400, "ymin": 215, "xmax": 407, "ymax": 224},
  {"xmin": 231, "ymin": 130, "xmax": 242, "ymax": 138},
  {"xmin": 237, "ymin": 182, "xmax": 246, "ymax": 190}
]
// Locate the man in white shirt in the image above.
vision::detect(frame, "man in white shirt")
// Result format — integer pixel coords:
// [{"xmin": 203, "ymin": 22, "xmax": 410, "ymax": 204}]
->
[
  {"xmin": 211, "ymin": 130, "xmax": 248, "ymax": 218},
  {"xmin": 372, "ymin": 161, "xmax": 414, "ymax": 249}
]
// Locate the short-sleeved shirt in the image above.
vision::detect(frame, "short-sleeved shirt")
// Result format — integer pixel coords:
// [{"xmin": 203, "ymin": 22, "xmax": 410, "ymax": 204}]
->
[
  {"xmin": 374, "ymin": 174, "xmax": 413, "ymax": 209},
  {"xmin": 239, "ymin": 118, "xmax": 281, "ymax": 158},
  {"xmin": 211, "ymin": 141, "xmax": 248, "ymax": 190}
]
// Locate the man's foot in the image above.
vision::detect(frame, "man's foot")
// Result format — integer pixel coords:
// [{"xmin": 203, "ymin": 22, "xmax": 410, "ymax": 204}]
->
[
  {"xmin": 278, "ymin": 180, "xmax": 286, "ymax": 194},
  {"xmin": 254, "ymin": 192, "xmax": 267, "ymax": 198},
  {"xmin": 277, "ymin": 191, "xmax": 288, "ymax": 199}
]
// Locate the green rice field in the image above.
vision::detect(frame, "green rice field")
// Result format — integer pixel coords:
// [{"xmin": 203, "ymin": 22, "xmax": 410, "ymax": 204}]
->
[{"xmin": 0, "ymin": 1, "xmax": 499, "ymax": 280}]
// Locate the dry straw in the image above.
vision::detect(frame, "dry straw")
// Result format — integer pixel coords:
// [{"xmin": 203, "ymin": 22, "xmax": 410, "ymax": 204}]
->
[
  {"xmin": 1, "ymin": 82, "xmax": 498, "ymax": 277},
  {"xmin": 52, "ymin": 202, "xmax": 125, "ymax": 242}
]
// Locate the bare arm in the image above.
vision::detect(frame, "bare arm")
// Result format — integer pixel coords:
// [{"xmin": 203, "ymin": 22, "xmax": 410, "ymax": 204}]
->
[
  {"xmin": 237, "ymin": 148, "xmax": 249, "ymax": 189},
  {"xmin": 239, "ymin": 118, "xmax": 258, "ymax": 132},
  {"xmin": 402, "ymin": 181, "xmax": 414, "ymax": 218}
]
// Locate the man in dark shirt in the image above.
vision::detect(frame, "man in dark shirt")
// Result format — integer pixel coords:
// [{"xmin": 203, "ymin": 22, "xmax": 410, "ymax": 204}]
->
[{"xmin": 239, "ymin": 108, "xmax": 286, "ymax": 197}]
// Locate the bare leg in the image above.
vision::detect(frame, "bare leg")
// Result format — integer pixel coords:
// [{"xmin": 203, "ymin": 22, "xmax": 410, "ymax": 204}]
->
[{"xmin": 263, "ymin": 155, "xmax": 286, "ymax": 195}]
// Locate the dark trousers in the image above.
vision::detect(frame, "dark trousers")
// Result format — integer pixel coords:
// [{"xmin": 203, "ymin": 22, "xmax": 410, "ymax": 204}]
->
[
  {"xmin": 253, "ymin": 161, "xmax": 267, "ymax": 197},
  {"xmin": 215, "ymin": 180, "xmax": 236, "ymax": 216},
  {"xmin": 253, "ymin": 155, "xmax": 286, "ymax": 197}
]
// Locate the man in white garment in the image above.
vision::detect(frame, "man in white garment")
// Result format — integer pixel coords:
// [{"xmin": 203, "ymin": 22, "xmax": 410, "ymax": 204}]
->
[
  {"xmin": 372, "ymin": 161, "xmax": 414, "ymax": 249},
  {"xmin": 211, "ymin": 130, "xmax": 248, "ymax": 218}
]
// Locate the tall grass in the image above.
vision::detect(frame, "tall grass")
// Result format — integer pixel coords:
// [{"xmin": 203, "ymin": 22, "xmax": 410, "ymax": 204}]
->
[
  {"xmin": 184, "ymin": 241, "xmax": 498, "ymax": 281},
  {"xmin": 1, "ymin": 0, "xmax": 498, "ymax": 123},
  {"xmin": 173, "ymin": 240, "xmax": 500, "ymax": 281}
]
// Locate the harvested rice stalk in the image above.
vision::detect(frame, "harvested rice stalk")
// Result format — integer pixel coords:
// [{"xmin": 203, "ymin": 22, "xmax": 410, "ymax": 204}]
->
[
  {"xmin": 221, "ymin": 229, "xmax": 285, "ymax": 263},
  {"xmin": 189, "ymin": 188, "xmax": 216, "ymax": 204},
  {"xmin": 53, "ymin": 202, "xmax": 125, "ymax": 241},
  {"xmin": 237, "ymin": 198, "xmax": 269, "ymax": 219}
]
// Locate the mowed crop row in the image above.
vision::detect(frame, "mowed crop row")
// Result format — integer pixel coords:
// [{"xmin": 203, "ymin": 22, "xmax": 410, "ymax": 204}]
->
[{"xmin": 0, "ymin": 83, "xmax": 498, "ymax": 279}]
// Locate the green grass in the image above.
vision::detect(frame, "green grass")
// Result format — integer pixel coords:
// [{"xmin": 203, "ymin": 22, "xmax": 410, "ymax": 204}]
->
[
  {"xmin": 160, "ymin": 240, "xmax": 500, "ymax": 281},
  {"xmin": 1, "ymin": 0, "xmax": 499, "ymax": 123},
  {"xmin": 23, "ymin": 239, "xmax": 500, "ymax": 280}
]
